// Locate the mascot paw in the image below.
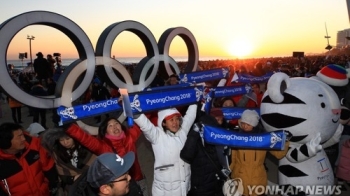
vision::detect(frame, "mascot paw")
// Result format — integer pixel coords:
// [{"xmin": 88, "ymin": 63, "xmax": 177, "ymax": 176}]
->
[
  {"xmin": 333, "ymin": 124, "xmax": 344, "ymax": 142},
  {"xmin": 308, "ymin": 133, "xmax": 322, "ymax": 155}
]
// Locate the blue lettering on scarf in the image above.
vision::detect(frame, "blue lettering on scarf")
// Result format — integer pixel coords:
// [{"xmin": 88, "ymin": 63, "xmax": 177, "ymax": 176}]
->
[
  {"xmin": 213, "ymin": 85, "xmax": 251, "ymax": 97},
  {"xmin": 221, "ymin": 107, "xmax": 260, "ymax": 120},
  {"xmin": 179, "ymin": 68, "xmax": 229, "ymax": 84},
  {"xmin": 57, "ymin": 99, "xmax": 122, "ymax": 125},
  {"xmin": 57, "ymin": 86, "xmax": 204, "ymax": 125},
  {"xmin": 231, "ymin": 72, "xmax": 274, "ymax": 84}
]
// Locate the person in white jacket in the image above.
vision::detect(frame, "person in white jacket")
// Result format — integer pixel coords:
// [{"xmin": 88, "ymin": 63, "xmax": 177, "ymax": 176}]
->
[{"xmin": 134, "ymin": 104, "xmax": 197, "ymax": 196}]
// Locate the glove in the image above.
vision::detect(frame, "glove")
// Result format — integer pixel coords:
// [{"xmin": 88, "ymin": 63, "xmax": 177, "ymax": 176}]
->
[
  {"xmin": 49, "ymin": 187, "xmax": 58, "ymax": 196},
  {"xmin": 192, "ymin": 123, "xmax": 203, "ymax": 133},
  {"xmin": 285, "ymin": 130, "xmax": 293, "ymax": 141},
  {"xmin": 133, "ymin": 113, "xmax": 141, "ymax": 119}
]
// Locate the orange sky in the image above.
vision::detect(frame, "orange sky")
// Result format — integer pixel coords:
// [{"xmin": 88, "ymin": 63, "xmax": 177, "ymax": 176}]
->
[{"xmin": 2, "ymin": 0, "xmax": 350, "ymax": 61}]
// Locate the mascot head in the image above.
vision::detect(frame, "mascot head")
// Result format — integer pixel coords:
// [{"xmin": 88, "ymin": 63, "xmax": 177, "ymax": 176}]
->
[
  {"xmin": 315, "ymin": 64, "xmax": 350, "ymax": 125},
  {"xmin": 260, "ymin": 72, "xmax": 341, "ymax": 144}
]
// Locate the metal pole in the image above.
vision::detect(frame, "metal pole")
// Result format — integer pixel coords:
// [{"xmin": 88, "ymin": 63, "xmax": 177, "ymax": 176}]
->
[
  {"xmin": 27, "ymin": 35, "xmax": 34, "ymax": 65},
  {"xmin": 29, "ymin": 39, "xmax": 32, "ymax": 65},
  {"xmin": 324, "ymin": 23, "xmax": 332, "ymax": 51}
]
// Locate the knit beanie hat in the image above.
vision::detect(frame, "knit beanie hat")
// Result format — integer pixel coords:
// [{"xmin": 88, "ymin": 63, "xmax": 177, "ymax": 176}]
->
[
  {"xmin": 240, "ymin": 110, "xmax": 259, "ymax": 127},
  {"xmin": 316, "ymin": 64, "xmax": 348, "ymax": 86},
  {"xmin": 157, "ymin": 108, "xmax": 181, "ymax": 127}
]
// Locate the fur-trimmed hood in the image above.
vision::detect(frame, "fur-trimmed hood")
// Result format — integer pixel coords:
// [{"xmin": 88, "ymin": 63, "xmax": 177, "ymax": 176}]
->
[{"xmin": 41, "ymin": 127, "xmax": 68, "ymax": 152}]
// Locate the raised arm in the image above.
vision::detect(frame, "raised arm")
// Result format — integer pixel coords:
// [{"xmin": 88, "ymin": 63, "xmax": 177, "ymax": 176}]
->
[
  {"xmin": 270, "ymin": 141, "xmax": 290, "ymax": 160},
  {"xmin": 65, "ymin": 124, "xmax": 111, "ymax": 155},
  {"xmin": 134, "ymin": 114, "xmax": 160, "ymax": 144},
  {"xmin": 127, "ymin": 124, "xmax": 142, "ymax": 142},
  {"xmin": 181, "ymin": 104, "xmax": 198, "ymax": 135}
]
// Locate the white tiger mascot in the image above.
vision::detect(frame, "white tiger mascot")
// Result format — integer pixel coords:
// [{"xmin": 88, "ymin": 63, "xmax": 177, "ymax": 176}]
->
[{"xmin": 260, "ymin": 72, "xmax": 343, "ymax": 196}]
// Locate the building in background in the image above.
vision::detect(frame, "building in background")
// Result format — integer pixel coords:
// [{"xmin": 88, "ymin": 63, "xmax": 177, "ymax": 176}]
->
[{"xmin": 336, "ymin": 28, "xmax": 350, "ymax": 48}]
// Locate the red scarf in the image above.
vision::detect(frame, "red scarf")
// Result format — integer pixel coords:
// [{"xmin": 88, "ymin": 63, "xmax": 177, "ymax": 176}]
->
[{"xmin": 105, "ymin": 132, "xmax": 126, "ymax": 141}]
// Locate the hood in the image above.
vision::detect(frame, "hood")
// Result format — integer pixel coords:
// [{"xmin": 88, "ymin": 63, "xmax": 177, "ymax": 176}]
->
[
  {"xmin": 26, "ymin": 122, "xmax": 46, "ymax": 137},
  {"xmin": 41, "ymin": 128, "xmax": 67, "ymax": 151},
  {"xmin": 157, "ymin": 108, "xmax": 181, "ymax": 128}
]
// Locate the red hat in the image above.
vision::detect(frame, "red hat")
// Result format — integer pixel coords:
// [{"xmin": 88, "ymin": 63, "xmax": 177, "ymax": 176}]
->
[
  {"xmin": 157, "ymin": 108, "xmax": 181, "ymax": 126},
  {"xmin": 210, "ymin": 108, "xmax": 223, "ymax": 117},
  {"xmin": 164, "ymin": 113, "xmax": 181, "ymax": 121}
]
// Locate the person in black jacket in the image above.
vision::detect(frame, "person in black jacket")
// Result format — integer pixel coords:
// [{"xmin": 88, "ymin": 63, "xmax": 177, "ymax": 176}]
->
[
  {"xmin": 180, "ymin": 109, "xmax": 228, "ymax": 196},
  {"xmin": 33, "ymin": 52, "xmax": 50, "ymax": 86},
  {"xmin": 90, "ymin": 78, "xmax": 111, "ymax": 124},
  {"xmin": 30, "ymin": 81, "xmax": 48, "ymax": 129}
]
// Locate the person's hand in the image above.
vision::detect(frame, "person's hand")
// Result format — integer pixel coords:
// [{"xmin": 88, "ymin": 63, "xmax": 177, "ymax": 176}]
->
[
  {"xmin": 192, "ymin": 123, "xmax": 202, "ymax": 133},
  {"xmin": 285, "ymin": 130, "xmax": 293, "ymax": 141},
  {"xmin": 73, "ymin": 174, "xmax": 81, "ymax": 181},
  {"xmin": 49, "ymin": 187, "xmax": 58, "ymax": 196},
  {"xmin": 118, "ymin": 96, "xmax": 123, "ymax": 103}
]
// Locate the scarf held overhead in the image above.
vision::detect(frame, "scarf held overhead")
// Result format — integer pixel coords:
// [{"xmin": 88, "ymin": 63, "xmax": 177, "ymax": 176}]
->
[
  {"xmin": 57, "ymin": 86, "xmax": 204, "ymax": 125},
  {"xmin": 179, "ymin": 67, "xmax": 230, "ymax": 84},
  {"xmin": 231, "ymin": 72, "xmax": 273, "ymax": 84},
  {"xmin": 203, "ymin": 124, "xmax": 286, "ymax": 150}
]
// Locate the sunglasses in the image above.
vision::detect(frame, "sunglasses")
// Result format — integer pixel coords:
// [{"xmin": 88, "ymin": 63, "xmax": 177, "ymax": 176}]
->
[{"xmin": 110, "ymin": 173, "xmax": 129, "ymax": 183}]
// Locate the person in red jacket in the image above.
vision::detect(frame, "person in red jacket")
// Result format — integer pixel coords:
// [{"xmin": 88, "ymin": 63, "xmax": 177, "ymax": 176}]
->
[
  {"xmin": 0, "ymin": 122, "xmax": 59, "ymax": 196},
  {"xmin": 65, "ymin": 117, "xmax": 148, "ymax": 195},
  {"xmin": 251, "ymin": 83, "xmax": 264, "ymax": 108}
]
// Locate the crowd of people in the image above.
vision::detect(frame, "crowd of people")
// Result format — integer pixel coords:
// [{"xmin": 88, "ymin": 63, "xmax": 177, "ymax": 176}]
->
[{"xmin": 0, "ymin": 53, "xmax": 350, "ymax": 196}]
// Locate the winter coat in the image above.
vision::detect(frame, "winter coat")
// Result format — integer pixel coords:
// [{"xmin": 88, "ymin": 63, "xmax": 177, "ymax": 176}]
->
[
  {"xmin": 41, "ymin": 128, "xmax": 97, "ymax": 189},
  {"xmin": 336, "ymin": 139, "xmax": 350, "ymax": 181},
  {"xmin": 8, "ymin": 97, "xmax": 22, "ymax": 108},
  {"xmin": 33, "ymin": 57, "xmax": 50, "ymax": 79},
  {"xmin": 180, "ymin": 115, "xmax": 225, "ymax": 196},
  {"xmin": 0, "ymin": 134, "xmax": 57, "ymax": 196},
  {"xmin": 46, "ymin": 82, "xmax": 56, "ymax": 96},
  {"xmin": 134, "ymin": 104, "xmax": 197, "ymax": 196},
  {"xmin": 66, "ymin": 123, "xmax": 143, "ymax": 181},
  {"xmin": 230, "ymin": 139, "xmax": 289, "ymax": 196},
  {"xmin": 30, "ymin": 84, "xmax": 48, "ymax": 97}
]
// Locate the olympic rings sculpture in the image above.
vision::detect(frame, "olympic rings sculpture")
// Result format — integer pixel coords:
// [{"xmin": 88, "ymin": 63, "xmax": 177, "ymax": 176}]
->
[{"xmin": 0, "ymin": 11, "xmax": 199, "ymax": 109}]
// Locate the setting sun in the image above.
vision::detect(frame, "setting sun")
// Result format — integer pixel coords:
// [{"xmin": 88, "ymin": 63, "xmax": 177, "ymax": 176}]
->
[{"xmin": 228, "ymin": 38, "xmax": 254, "ymax": 58}]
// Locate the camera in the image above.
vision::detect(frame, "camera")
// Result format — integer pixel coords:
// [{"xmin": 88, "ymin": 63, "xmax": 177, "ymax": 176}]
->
[
  {"xmin": 19, "ymin": 52, "xmax": 27, "ymax": 59},
  {"xmin": 53, "ymin": 53, "xmax": 61, "ymax": 57}
]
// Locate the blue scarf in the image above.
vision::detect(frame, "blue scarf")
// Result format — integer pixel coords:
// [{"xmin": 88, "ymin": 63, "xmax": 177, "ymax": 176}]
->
[
  {"xmin": 203, "ymin": 124, "xmax": 286, "ymax": 150},
  {"xmin": 231, "ymin": 72, "xmax": 273, "ymax": 84},
  {"xmin": 57, "ymin": 86, "xmax": 204, "ymax": 125}
]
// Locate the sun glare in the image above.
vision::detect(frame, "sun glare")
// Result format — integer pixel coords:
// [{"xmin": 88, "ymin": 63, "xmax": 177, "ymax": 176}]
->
[{"xmin": 228, "ymin": 38, "xmax": 254, "ymax": 58}]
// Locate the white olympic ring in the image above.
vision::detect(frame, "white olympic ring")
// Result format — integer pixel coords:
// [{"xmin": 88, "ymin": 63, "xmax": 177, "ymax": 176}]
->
[{"xmin": 0, "ymin": 11, "xmax": 199, "ymax": 133}]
